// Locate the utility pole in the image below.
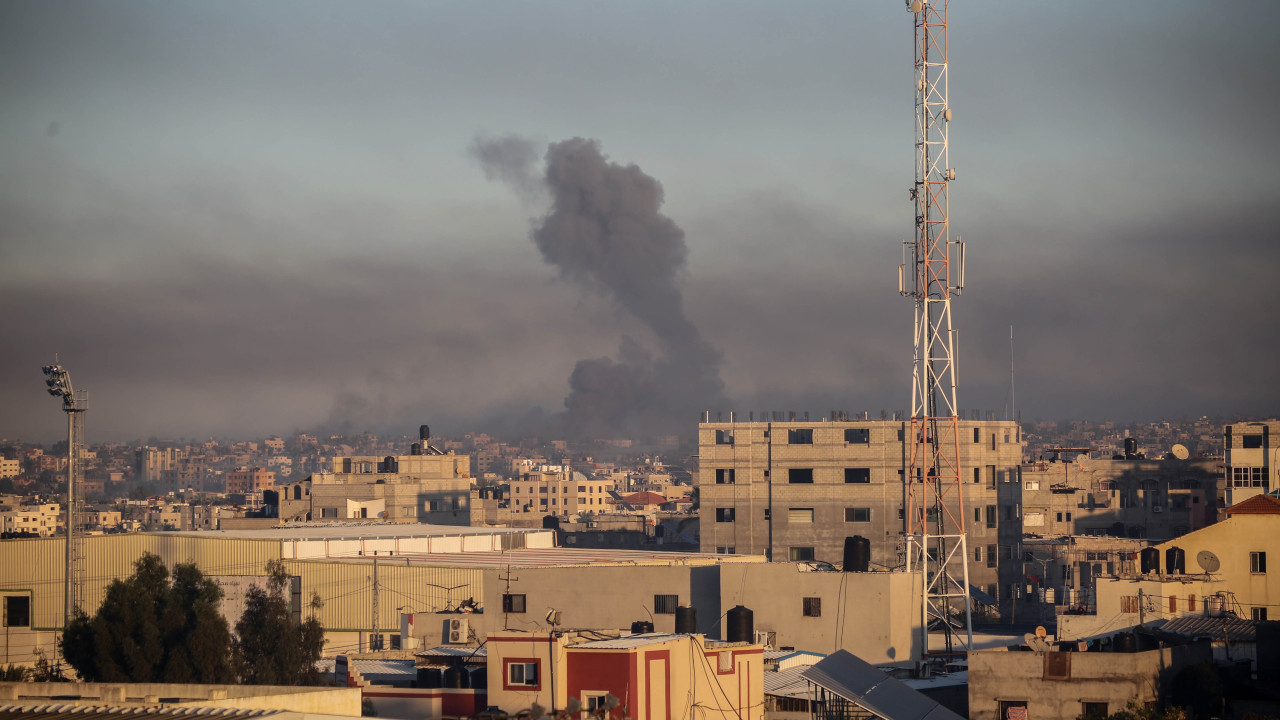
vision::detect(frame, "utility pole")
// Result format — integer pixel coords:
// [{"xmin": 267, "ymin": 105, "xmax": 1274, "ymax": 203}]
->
[
  {"xmin": 371, "ymin": 556, "xmax": 379, "ymax": 651},
  {"xmin": 897, "ymin": 0, "xmax": 973, "ymax": 660}
]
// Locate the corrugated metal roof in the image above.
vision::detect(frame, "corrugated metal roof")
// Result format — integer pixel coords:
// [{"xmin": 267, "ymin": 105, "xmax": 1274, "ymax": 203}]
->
[
  {"xmin": 1161, "ymin": 614, "xmax": 1258, "ymax": 642},
  {"xmin": 764, "ymin": 665, "xmax": 816, "ymax": 699},
  {"xmin": 800, "ymin": 650, "xmax": 965, "ymax": 720},
  {"xmin": 415, "ymin": 645, "xmax": 488, "ymax": 659},
  {"xmin": 386, "ymin": 547, "xmax": 760, "ymax": 569},
  {"xmin": 0, "ymin": 705, "xmax": 277, "ymax": 720}
]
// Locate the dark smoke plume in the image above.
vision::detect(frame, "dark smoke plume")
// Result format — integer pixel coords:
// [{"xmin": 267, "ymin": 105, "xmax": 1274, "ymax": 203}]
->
[{"xmin": 473, "ymin": 135, "xmax": 726, "ymax": 438}]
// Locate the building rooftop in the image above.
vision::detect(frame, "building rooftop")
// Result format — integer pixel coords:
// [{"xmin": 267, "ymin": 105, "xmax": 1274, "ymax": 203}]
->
[
  {"xmin": 383, "ymin": 547, "xmax": 762, "ymax": 569},
  {"xmin": 162, "ymin": 524, "xmax": 536, "ymax": 541},
  {"xmin": 1224, "ymin": 494, "xmax": 1280, "ymax": 516}
]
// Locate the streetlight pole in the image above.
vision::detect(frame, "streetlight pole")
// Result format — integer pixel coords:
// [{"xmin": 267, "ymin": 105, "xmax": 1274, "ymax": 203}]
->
[{"xmin": 42, "ymin": 363, "xmax": 87, "ymax": 629}]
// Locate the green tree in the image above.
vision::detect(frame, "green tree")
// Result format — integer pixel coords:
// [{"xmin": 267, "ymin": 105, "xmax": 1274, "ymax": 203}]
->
[
  {"xmin": 234, "ymin": 560, "xmax": 325, "ymax": 685},
  {"xmin": 61, "ymin": 553, "xmax": 235, "ymax": 683}
]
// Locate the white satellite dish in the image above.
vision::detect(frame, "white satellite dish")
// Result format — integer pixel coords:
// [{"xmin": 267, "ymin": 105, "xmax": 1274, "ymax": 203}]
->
[
  {"xmin": 1171, "ymin": 444, "xmax": 1190, "ymax": 460},
  {"xmin": 1196, "ymin": 550, "xmax": 1220, "ymax": 573}
]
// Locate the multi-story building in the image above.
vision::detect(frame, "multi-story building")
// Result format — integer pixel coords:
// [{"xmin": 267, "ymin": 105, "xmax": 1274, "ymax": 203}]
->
[
  {"xmin": 0, "ymin": 503, "xmax": 61, "ymax": 537},
  {"xmin": 226, "ymin": 466, "xmax": 276, "ymax": 494},
  {"xmin": 0, "ymin": 458, "xmax": 20, "ymax": 479},
  {"xmin": 277, "ymin": 450, "xmax": 473, "ymax": 525},
  {"xmin": 136, "ymin": 446, "xmax": 186, "ymax": 489},
  {"xmin": 508, "ymin": 465, "xmax": 613, "ymax": 516},
  {"xmin": 1224, "ymin": 419, "xmax": 1280, "ymax": 506},
  {"xmin": 697, "ymin": 418, "xmax": 1024, "ymax": 602},
  {"xmin": 1019, "ymin": 457, "xmax": 1219, "ymax": 540}
]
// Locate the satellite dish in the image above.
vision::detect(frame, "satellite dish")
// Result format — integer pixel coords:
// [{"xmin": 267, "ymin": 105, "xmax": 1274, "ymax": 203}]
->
[
  {"xmin": 545, "ymin": 609, "xmax": 561, "ymax": 626},
  {"xmin": 1196, "ymin": 550, "xmax": 1220, "ymax": 573},
  {"xmin": 1171, "ymin": 444, "xmax": 1190, "ymax": 460}
]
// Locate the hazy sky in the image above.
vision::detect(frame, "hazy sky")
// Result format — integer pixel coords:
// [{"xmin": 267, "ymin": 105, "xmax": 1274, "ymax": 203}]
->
[{"xmin": 3, "ymin": 1, "xmax": 1277, "ymax": 443}]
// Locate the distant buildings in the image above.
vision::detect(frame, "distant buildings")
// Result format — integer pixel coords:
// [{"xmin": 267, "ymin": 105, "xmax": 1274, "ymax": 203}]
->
[
  {"xmin": 507, "ymin": 465, "xmax": 612, "ymax": 516},
  {"xmin": 277, "ymin": 451, "xmax": 473, "ymax": 525},
  {"xmin": 1224, "ymin": 419, "xmax": 1280, "ymax": 506}
]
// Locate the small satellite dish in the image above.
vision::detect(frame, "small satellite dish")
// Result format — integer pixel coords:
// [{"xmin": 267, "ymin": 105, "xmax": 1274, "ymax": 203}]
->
[
  {"xmin": 545, "ymin": 609, "xmax": 562, "ymax": 626},
  {"xmin": 1172, "ymin": 444, "xmax": 1190, "ymax": 460},
  {"xmin": 1196, "ymin": 550, "xmax": 1220, "ymax": 573}
]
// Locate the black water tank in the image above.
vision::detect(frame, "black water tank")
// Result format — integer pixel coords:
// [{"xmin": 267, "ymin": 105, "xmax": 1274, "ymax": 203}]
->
[
  {"xmin": 844, "ymin": 536, "xmax": 871, "ymax": 572},
  {"xmin": 469, "ymin": 666, "xmax": 488, "ymax": 688},
  {"xmin": 1165, "ymin": 547, "xmax": 1185, "ymax": 575},
  {"xmin": 420, "ymin": 424, "xmax": 430, "ymax": 441},
  {"xmin": 383, "ymin": 456, "xmax": 397, "ymax": 473},
  {"xmin": 1258, "ymin": 622, "xmax": 1280, "ymax": 687},
  {"xmin": 443, "ymin": 664, "xmax": 468, "ymax": 688},
  {"xmin": 543, "ymin": 515, "xmax": 560, "ymax": 529},
  {"xmin": 410, "ymin": 443, "xmax": 422, "ymax": 456},
  {"xmin": 1113, "ymin": 632, "xmax": 1137, "ymax": 653},
  {"xmin": 631, "ymin": 620, "xmax": 654, "ymax": 634},
  {"xmin": 1124, "ymin": 438, "xmax": 1137, "ymax": 459},
  {"xmin": 726, "ymin": 605, "xmax": 753, "ymax": 643},
  {"xmin": 675, "ymin": 605, "xmax": 697, "ymax": 634},
  {"xmin": 1140, "ymin": 547, "xmax": 1160, "ymax": 574},
  {"xmin": 417, "ymin": 667, "xmax": 442, "ymax": 688}
]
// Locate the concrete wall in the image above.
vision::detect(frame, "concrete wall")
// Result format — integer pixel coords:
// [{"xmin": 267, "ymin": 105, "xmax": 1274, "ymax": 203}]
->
[
  {"xmin": 719, "ymin": 564, "xmax": 919, "ymax": 664},
  {"xmin": 968, "ymin": 643, "xmax": 1212, "ymax": 720},
  {"xmin": 0, "ymin": 682, "xmax": 362, "ymax": 715}
]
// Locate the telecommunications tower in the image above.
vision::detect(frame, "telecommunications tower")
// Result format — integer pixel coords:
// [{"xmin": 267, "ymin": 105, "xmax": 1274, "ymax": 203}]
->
[
  {"xmin": 42, "ymin": 362, "xmax": 87, "ymax": 628},
  {"xmin": 898, "ymin": 0, "xmax": 972, "ymax": 657}
]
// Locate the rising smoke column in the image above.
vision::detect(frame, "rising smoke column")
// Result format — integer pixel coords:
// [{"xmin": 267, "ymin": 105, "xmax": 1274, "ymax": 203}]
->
[{"xmin": 472, "ymin": 135, "xmax": 726, "ymax": 438}]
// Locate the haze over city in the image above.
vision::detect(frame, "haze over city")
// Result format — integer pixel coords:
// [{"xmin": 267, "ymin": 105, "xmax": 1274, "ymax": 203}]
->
[{"xmin": 3, "ymin": 1, "xmax": 1278, "ymax": 443}]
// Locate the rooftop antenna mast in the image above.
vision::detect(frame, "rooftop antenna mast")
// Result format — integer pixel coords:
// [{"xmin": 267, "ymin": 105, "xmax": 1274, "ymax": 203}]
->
[
  {"xmin": 41, "ymin": 361, "xmax": 88, "ymax": 633},
  {"xmin": 897, "ymin": 0, "xmax": 973, "ymax": 659}
]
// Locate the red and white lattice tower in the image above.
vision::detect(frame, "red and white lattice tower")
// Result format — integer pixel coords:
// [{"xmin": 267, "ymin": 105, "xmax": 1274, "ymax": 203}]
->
[{"xmin": 898, "ymin": 0, "xmax": 972, "ymax": 658}]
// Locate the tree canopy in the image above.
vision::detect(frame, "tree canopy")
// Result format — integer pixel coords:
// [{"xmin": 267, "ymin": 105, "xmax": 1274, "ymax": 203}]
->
[
  {"xmin": 61, "ymin": 554, "xmax": 326, "ymax": 685},
  {"xmin": 234, "ymin": 559, "xmax": 325, "ymax": 685},
  {"xmin": 62, "ymin": 553, "xmax": 235, "ymax": 683}
]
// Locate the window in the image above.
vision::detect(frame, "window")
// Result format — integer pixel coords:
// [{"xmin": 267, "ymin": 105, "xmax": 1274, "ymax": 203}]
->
[
  {"xmin": 1251, "ymin": 551, "xmax": 1267, "ymax": 574},
  {"xmin": 973, "ymin": 428, "xmax": 981, "ymax": 443},
  {"xmin": 3, "ymin": 596, "xmax": 30, "ymax": 627},
  {"xmin": 802, "ymin": 597, "xmax": 822, "ymax": 617},
  {"xmin": 986, "ymin": 544, "xmax": 997, "ymax": 568},
  {"xmin": 845, "ymin": 507, "xmax": 870, "ymax": 523},
  {"xmin": 1121, "ymin": 595, "xmax": 1139, "ymax": 614},
  {"xmin": 999, "ymin": 701, "xmax": 1028, "ymax": 720},
  {"xmin": 1253, "ymin": 607, "xmax": 1269, "ymax": 621},
  {"xmin": 845, "ymin": 428, "xmax": 870, "ymax": 444},
  {"xmin": 1188, "ymin": 595, "xmax": 1196, "ymax": 613},
  {"xmin": 788, "ymin": 429, "xmax": 813, "ymax": 445},
  {"xmin": 974, "ymin": 507, "xmax": 982, "ymax": 524},
  {"xmin": 716, "ymin": 508, "xmax": 736, "ymax": 522},
  {"xmin": 789, "ymin": 547, "xmax": 815, "ymax": 562},
  {"xmin": 973, "ymin": 467, "xmax": 980, "ymax": 484},
  {"xmin": 1056, "ymin": 512, "xmax": 1063, "ymax": 522},
  {"xmin": 1082, "ymin": 702, "xmax": 1108, "ymax": 720},
  {"xmin": 1243, "ymin": 434, "xmax": 1263, "ymax": 449},
  {"xmin": 1026, "ymin": 480, "xmax": 1040, "ymax": 491},
  {"xmin": 788, "ymin": 468, "xmax": 814, "ymax": 484},
  {"xmin": 974, "ymin": 546, "xmax": 982, "ymax": 563},
  {"xmin": 986, "ymin": 505, "xmax": 997, "ymax": 529},
  {"xmin": 789, "ymin": 508, "xmax": 814, "ymax": 523},
  {"xmin": 716, "ymin": 546, "xmax": 736, "ymax": 554},
  {"xmin": 715, "ymin": 469, "xmax": 735, "ymax": 484},
  {"xmin": 1169, "ymin": 596, "xmax": 1177, "ymax": 613},
  {"xmin": 654, "ymin": 594, "xmax": 678, "ymax": 614},
  {"xmin": 502, "ymin": 593, "xmax": 527, "ymax": 613},
  {"xmin": 716, "ymin": 429, "xmax": 734, "ymax": 445},
  {"xmin": 506, "ymin": 660, "xmax": 540, "ymax": 688},
  {"xmin": 844, "ymin": 468, "xmax": 870, "ymax": 484}
]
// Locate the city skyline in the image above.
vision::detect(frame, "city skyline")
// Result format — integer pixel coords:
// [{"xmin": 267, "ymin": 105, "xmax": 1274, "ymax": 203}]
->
[{"xmin": 3, "ymin": 1, "xmax": 1278, "ymax": 443}]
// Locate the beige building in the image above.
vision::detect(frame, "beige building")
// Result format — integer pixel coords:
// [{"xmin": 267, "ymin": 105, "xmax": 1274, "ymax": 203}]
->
[
  {"xmin": 0, "ymin": 458, "xmax": 20, "ymax": 479},
  {"xmin": 1020, "ymin": 457, "xmax": 1219, "ymax": 540},
  {"xmin": 0, "ymin": 503, "xmax": 60, "ymax": 537},
  {"xmin": 0, "ymin": 680, "xmax": 361, "ymax": 717},
  {"xmin": 278, "ymin": 451, "xmax": 473, "ymax": 525},
  {"xmin": 698, "ymin": 418, "xmax": 1023, "ymax": 600},
  {"xmin": 1224, "ymin": 419, "xmax": 1280, "ymax": 506},
  {"xmin": 508, "ymin": 465, "xmax": 613, "ymax": 516},
  {"xmin": 968, "ymin": 642, "xmax": 1212, "ymax": 720}
]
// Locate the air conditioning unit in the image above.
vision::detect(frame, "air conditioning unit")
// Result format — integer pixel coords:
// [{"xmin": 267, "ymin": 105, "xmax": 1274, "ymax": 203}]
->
[
  {"xmin": 447, "ymin": 617, "xmax": 469, "ymax": 644},
  {"xmin": 754, "ymin": 630, "xmax": 776, "ymax": 649}
]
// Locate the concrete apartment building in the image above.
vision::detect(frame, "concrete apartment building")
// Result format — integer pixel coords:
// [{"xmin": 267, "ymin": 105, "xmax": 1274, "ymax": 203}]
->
[
  {"xmin": 1224, "ymin": 419, "xmax": 1280, "ymax": 506},
  {"xmin": 697, "ymin": 418, "xmax": 1023, "ymax": 598},
  {"xmin": 508, "ymin": 465, "xmax": 613, "ymax": 516},
  {"xmin": 277, "ymin": 451, "xmax": 473, "ymax": 525},
  {"xmin": 1020, "ymin": 457, "xmax": 1220, "ymax": 540},
  {"xmin": 0, "ymin": 458, "xmax": 19, "ymax": 479},
  {"xmin": 226, "ymin": 466, "xmax": 276, "ymax": 494}
]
